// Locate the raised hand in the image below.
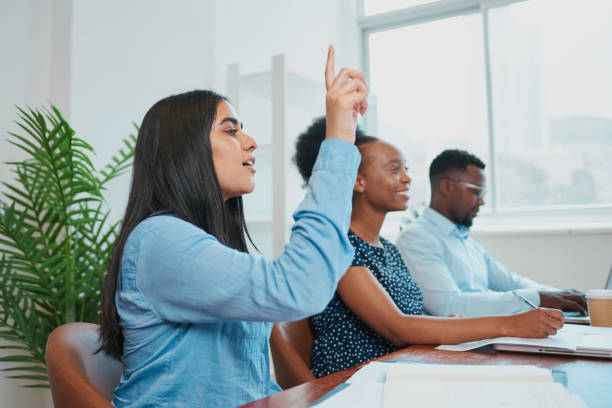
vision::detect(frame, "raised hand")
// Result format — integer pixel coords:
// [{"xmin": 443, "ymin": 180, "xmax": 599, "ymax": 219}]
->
[
  {"xmin": 324, "ymin": 45, "xmax": 369, "ymax": 144},
  {"xmin": 504, "ymin": 308, "xmax": 564, "ymax": 338}
]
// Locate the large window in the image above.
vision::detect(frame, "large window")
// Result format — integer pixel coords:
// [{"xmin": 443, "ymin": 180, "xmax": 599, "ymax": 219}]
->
[
  {"xmin": 362, "ymin": 0, "xmax": 612, "ymax": 230},
  {"xmin": 488, "ymin": 1, "xmax": 612, "ymax": 210}
]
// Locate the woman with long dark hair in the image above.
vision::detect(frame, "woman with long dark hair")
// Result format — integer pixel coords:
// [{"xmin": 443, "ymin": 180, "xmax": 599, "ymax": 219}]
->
[
  {"xmin": 294, "ymin": 118, "xmax": 563, "ymax": 378},
  {"xmin": 99, "ymin": 46, "xmax": 368, "ymax": 407}
]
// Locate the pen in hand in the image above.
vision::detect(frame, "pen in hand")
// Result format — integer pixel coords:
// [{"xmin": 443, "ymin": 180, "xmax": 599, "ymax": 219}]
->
[{"xmin": 513, "ymin": 291, "xmax": 537, "ymax": 309}]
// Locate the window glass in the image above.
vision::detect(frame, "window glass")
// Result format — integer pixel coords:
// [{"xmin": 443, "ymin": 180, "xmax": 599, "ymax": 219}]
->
[
  {"xmin": 368, "ymin": 13, "xmax": 490, "ymax": 215},
  {"xmin": 364, "ymin": 0, "xmax": 440, "ymax": 16},
  {"xmin": 488, "ymin": 0, "xmax": 612, "ymax": 209}
]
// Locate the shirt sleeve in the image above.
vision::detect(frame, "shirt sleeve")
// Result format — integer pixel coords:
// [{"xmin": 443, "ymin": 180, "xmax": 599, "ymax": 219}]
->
[
  {"xmin": 397, "ymin": 227, "xmax": 542, "ymax": 317},
  {"xmin": 135, "ymin": 138, "xmax": 361, "ymax": 323}
]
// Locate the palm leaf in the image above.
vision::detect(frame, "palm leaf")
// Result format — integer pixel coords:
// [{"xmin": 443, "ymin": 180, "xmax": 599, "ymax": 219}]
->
[{"xmin": 0, "ymin": 105, "xmax": 135, "ymax": 386}]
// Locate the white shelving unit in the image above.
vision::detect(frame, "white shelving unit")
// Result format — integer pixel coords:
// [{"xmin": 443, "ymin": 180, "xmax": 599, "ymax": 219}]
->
[{"xmin": 226, "ymin": 55, "xmax": 326, "ymax": 257}]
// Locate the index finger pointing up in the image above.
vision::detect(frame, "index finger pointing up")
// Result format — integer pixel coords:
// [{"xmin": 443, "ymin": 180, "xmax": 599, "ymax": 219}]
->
[{"xmin": 325, "ymin": 44, "xmax": 335, "ymax": 90}]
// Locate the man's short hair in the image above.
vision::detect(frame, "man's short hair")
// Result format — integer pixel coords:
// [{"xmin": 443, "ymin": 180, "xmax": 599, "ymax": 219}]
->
[{"xmin": 429, "ymin": 149, "xmax": 485, "ymax": 187}]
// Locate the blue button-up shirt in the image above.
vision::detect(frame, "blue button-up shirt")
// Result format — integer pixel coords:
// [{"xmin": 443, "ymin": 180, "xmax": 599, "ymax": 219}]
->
[
  {"xmin": 112, "ymin": 139, "xmax": 360, "ymax": 407},
  {"xmin": 396, "ymin": 208, "xmax": 551, "ymax": 317}
]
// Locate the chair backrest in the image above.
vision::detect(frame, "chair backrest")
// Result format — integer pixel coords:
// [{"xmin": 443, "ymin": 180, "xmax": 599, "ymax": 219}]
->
[
  {"xmin": 46, "ymin": 322, "xmax": 123, "ymax": 408},
  {"xmin": 269, "ymin": 319, "xmax": 316, "ymax": 390}
]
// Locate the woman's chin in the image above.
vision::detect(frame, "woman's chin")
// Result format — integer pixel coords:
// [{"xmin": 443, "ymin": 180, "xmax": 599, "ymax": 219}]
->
[
  {"xmin": 223, "ymin": 183, "xmax": 255, "ymax": 201},
  {"xmin": 243, "ymin": 182, "xmax": 256, "ymax": 195},
  {"xmin": 386, "ymin": 203, "xmax": 409, "ymax": 213}
]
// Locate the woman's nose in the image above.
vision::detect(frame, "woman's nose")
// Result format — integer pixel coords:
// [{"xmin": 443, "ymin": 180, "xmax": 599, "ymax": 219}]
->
[
  {"xmin": 242, "ymin": 132, "xmax": 257, "ymax": 152},
  {"xmin": 402, "ymin": 171, "xmax": 411, "ymax": 184}
]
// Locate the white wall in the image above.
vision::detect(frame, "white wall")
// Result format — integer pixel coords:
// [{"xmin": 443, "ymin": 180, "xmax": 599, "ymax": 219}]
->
[
  {"xmin": 0, "ymin": 0, "xmax": 63, "ymax": 192},
  {"xmin": 211, "ymin": 0, "xmax": 361, "ymax": 94},
  {"xmin": 69, "ymin": 0, "xmax": 215, "ymax": 221},
  {"xmin": 474, "ymin": 230, "xmax": 612, "ymax": 292},
  {"xmin": 1, "ymin": 1, "xmax": 62, "ymax": 406},
  {"xmin": 1, "ymin": 0, "xmax": 362, "ymax": 238}
]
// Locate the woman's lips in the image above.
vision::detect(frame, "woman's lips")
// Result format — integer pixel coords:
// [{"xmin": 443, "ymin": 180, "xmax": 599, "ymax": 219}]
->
[
  {"xmin": 242, "ymin": 157, "xmax": 256, "ymax": 174},
  {"xmin": 397, "ymin": 190, "xmax": 410, "ymax": 200},
  {"xmin": 243, "ymin": 163, "xmax": 256, "ymax": 174}
]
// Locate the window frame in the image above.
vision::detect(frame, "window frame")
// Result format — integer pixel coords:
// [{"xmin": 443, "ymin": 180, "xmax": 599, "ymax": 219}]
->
[{"xmin": 358, "ymin": 0, "xmax": 612, "ymax": 232}]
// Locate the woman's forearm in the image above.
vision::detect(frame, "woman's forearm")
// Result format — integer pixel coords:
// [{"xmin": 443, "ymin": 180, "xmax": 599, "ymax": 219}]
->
[{"xmin": 391, "ymin": 314, "xmax": 508, "ymax": 345}]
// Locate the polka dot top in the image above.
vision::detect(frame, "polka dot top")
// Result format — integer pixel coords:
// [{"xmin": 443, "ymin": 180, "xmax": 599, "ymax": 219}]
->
[{"xmin": 310, "ymin": 230, "xmax": 424, "ymax": 378}]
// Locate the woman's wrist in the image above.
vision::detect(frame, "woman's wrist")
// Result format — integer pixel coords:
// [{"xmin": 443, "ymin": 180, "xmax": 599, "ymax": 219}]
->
[
  {"xmin": 324, "ymin": 117, "xmax": 356, "ymax": 144},
  {"xmin": 498, "ymin": 314, "xmax": 516, "ymax": 337}
]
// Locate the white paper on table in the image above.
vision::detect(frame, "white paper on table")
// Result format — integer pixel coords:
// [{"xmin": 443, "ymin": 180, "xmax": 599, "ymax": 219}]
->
[
  {"xmin": 385, "ymin": 363, "xmax": 553, "ymax": 383},
  {"xmin": 436, "ymin": 324, "xmax": 582, "ymax": 352},
  {"xmin": 313, "ymin": 383, "xmax": 384, "ymax": 408},
  {"xmin": 565, "ymin": 323, "xmax": 612, "ymax": 351},
  {"xmin": 382, "ymin": 381, "xmax": 587, "ymax": 408},
  {"xmin": 346, "ymin": 362, "xmax": 398, "ymax": 384}
]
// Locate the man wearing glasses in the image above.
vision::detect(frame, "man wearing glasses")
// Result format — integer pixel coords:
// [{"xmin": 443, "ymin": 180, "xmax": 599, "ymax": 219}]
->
[{"xmin": 396, "ymin": 149, "xmax": 586, "ymax": 317}]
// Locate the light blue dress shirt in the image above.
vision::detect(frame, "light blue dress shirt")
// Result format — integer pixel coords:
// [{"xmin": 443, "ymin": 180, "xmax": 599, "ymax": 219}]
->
[
  {"xmin": 396, "ymin": 208, "xmax": 552, "ymax": 317},
  {"xmin": 112, "ymin": 139, "xmax": 360, "ymax": 408}
]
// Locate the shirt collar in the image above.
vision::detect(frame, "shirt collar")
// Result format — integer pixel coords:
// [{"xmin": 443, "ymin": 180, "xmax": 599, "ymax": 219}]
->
[{"xmin": 422, "ymin": 207, "xmax": 471, "ymax": 239}]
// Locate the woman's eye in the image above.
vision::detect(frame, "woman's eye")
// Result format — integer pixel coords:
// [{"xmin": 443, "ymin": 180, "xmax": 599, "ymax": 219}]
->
[{"xmin": 226, "ymin": 129, "xmax": 238, "ymax": 137}]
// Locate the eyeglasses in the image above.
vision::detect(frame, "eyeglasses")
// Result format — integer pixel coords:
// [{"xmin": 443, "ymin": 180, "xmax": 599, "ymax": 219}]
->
[{"xmin": 447, "ymin": 178, "xmax": 487, "ymax": 199}]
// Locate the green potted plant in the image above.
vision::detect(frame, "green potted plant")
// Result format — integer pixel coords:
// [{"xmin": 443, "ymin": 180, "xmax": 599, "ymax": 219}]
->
[{"xmin": 0, "ymin": 106, "xmax": 135, "ymax": 387}]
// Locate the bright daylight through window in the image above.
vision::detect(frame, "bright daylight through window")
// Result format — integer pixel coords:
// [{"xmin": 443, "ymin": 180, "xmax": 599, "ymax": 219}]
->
[{"xmin": 363, "ymin": 0, "xmax": 612, "ymax": 225}]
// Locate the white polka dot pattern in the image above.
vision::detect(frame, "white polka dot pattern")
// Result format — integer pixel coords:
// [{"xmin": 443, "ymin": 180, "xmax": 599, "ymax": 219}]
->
[{"xmin": 310, "ymin": 230, "xmax": 424, "ymax": 378}]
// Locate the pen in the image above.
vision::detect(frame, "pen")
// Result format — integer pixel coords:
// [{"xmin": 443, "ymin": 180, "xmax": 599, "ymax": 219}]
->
[{"xmin": 513, "ymin": 291, "xmax": 537, "ymax": 309}]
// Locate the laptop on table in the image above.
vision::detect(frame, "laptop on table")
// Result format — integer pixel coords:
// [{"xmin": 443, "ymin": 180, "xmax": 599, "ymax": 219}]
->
[{"xmin": 561, "ymin": 265, "xmax": 612, "ymax": 324}]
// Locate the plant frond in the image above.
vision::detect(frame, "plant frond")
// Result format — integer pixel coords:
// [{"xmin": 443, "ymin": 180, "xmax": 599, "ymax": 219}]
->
[{"xmin": 1, "ymin": 104, "xmax": 135, "ymax": 386}]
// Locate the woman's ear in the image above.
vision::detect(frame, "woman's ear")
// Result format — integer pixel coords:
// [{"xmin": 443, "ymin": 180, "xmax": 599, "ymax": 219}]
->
[{"xmin": 354, "ymin": 174, "xmax": 366, "ymax": 193}]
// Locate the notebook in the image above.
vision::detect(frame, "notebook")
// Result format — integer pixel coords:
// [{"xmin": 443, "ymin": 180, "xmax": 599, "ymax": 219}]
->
[
  {"xmin": 493, "ymin": 324, "xmax": 612, "ymax": 358},
  {"xmin": 437, "ymin": 324, "xmax": 612, "ymax": 358}
]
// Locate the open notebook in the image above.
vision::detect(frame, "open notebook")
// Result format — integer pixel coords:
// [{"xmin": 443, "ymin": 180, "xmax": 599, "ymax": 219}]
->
[{"xmin": 437, "ymin": 323, "xmax": 612, "ymax": 358}]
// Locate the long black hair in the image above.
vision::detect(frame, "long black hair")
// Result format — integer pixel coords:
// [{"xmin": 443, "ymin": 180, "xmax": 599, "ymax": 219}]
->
[
  {"xmin": 99, "ymin": 90, "xmax": 253, "ymax": 359},
  {"xmin": 293, "ymin": 116, "xmax": 378, "ymax": 184}
]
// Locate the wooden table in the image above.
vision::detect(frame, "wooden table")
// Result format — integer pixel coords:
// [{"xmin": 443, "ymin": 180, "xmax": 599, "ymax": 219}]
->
[{"xmin": 241, "ymin": 345, "xmax": 612, "ymax": 408}]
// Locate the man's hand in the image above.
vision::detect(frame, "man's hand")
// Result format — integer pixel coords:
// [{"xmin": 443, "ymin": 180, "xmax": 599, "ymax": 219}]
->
[{"xmin": 539, "ymin": 289, "xmax": 588, "ymax": 315}]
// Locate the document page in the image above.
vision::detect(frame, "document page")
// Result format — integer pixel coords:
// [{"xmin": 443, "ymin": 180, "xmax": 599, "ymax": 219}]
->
[
  {"xmin": 383, "ymin": 382, "xmax": 586, "ymax": 408},
  {"xmin": 346, "ymin": 361, "xmax": 397, "ymax": 384},
  {"xmin": 385, "ymin": 364, "xmax": 553, "ymax": 383},
  {"xmin": 312, "ymin": 383, "xmax": 383, "ymax": 408}
]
